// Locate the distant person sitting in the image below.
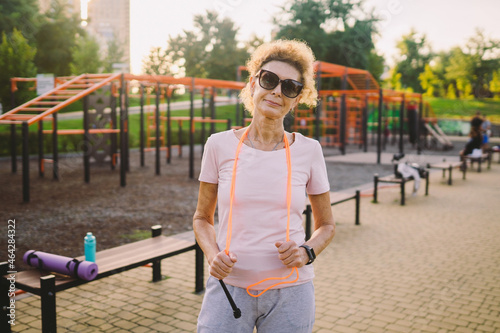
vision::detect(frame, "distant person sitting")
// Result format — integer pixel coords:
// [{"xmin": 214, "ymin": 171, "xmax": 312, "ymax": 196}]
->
[{"xmin": 459, "ymin": 126, "xmax": 483, "ymax": 161}]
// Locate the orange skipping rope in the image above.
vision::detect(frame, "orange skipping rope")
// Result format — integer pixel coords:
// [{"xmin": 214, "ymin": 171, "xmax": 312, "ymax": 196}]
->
[{"xmin": 225, "ymin": 127, "xmax": 299, "ymax": 299}]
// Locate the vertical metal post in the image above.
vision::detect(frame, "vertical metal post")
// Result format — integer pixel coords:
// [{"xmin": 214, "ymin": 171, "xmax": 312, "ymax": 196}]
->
[
  {"xmin": 314, "ymin": 63, "xmax": 322, "ymax": 142},
  {"xmin": 373, "ymin": 174, "xmax": 379, "ymax": 203},
  {"xmin": 189, "ymin": 78, "xmax": 195, "ymax": 179},
  {"xmin": 38, "ymin": 120, "xmax": 44, "ymax": 178},
  {"xmin": 52, "ymin": 113, "xmax": 59, "ymax": 180},
  {"xmin": 151, "ymin": 225, "xmax": 162, "ymax": 282},
  {"xmin": 195, "ymin": 242, "xmax": 205, "ymax": 293},
  {"xmin": 210, "ymin": 87, "xmax": 216, "ymax": 134},
  {"xmin": 40, "ymin": 275, "xmax": 57, "ymax": 333},
  {"xmin": 10, "ymin": 124, "xmax": 17, "ymax": 173},
  {"xmin": 139, "ymin": 84, "xmax": 145, "ymax": 167},
  {"xmin": 340, "ymin": 94, "xmax": 346, "ymax": 155},
  {"xmin": 355, "ymin": 190, "xmax": 360, "ymax": 226},
  {"xmin": 377, "ymin": 89, "xmax": 383, "ymax": 164},
  {"xmin": 22, "ymin": 122, "xmax": 30, "ymax": 203},
  {"xmin": 417, "ymin": 95, "xmax": 423, "ymax": 155},
  {"xmin": 201, "ymin": 89, "xmax": 206, "ymax": 156},
  {"xmin": 155, "ymin": 82, "xmax": 161, "ymax": 175},
  {"xmin": 11, "ymin": 82, "xmax": 17, "ymax": 173},
  {"xmin": 340, "ymin": 69, "xmax": 348, "ymax": 155},
  {"xmin": 305, "ymin": 205, "xmax": 312, "ymax": 241},
  {"xmin": 235, "ymin": 66, "xmax": 241, "ymax": 126},
  {"xmin": 119, "ymin": 74, "xmax": 126, "ymax": 187},
  {"xmin": 167, "ymin": 88, "xmax": 172, "ymax": 164},
  {"xmin": 399, "ymin": 94, "xmax": 405, "ymax": 155},
  {"xmin": 110, "ymin": 84, "xmax": 117, "ymax": 170},
  {"xmin": 83, "ymin": 93, "xmax": 90, "ymax": 183},
  {"xmin": 400, "ymin": 179, "xmax": 406, "ymax": 206},
  {"xmin": 363, "ymin": 75, "xmax": 370, "ymax": 152},
  {"xmin": 125, "ymin": 82, "xmax": 130, "ymax": 172}
]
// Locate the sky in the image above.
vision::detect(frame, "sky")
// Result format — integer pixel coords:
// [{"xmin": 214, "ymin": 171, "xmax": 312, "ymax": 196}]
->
[{"xmin": 129, "ymin": 0, "xmax": 500, "ymax": 75}]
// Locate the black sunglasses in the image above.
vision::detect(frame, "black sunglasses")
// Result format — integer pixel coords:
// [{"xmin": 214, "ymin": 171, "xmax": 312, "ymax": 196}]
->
[{"xmin": 257, "ymin": 69, "xmax": 304, "ymax": 98}]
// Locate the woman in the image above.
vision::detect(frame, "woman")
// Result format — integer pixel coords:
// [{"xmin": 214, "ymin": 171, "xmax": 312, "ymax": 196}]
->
[
  {"xmin": 460, "ymin": 125, "xmax": 483, "ymax": 160},
  {"xmin": 193, "ymin": 39, "xmax": 335, "ymax": 333}
]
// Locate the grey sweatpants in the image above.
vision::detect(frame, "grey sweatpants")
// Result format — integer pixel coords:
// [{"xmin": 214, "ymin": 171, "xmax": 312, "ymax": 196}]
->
[{"xmin": 197, "ymin": 276, "xmax": 315, "ymax": 333}]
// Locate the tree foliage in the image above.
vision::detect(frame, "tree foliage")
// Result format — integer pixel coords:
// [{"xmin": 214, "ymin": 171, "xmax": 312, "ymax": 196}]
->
[
  {"xmin": 392, "ymin": 29, "xmax": 432, "ymax": 93},
  {"xmin": 274, "ymin": 0, "xmax": 384, "ymax": 81},
  {"xmin": 70, "ymin": 34, "xmax": 102, "ymax": 74},
  {"xmin": 34, "ymin": 0, "xmax": 84, "ymax": 76},
  {"xmin": 142, "ymin": 47, "xmax": 178, "ymax": 76},
  {"xmin": 393, "ymin": 28, "xmax": 499, "ymax": 98},
  {"xmin": 165, "ymin": 11, "xmax": 248, "ymax": 81},
  {"xmin": 0, "ymin": 29, "xmax": 37, "ymax": 109},
  {"xmin": 0, "ymin": 0, "xmax": 41, "ymax": 44},
  {"xmin": 103, "ymin": 38, "xmax": 125, "ymax": 73}
]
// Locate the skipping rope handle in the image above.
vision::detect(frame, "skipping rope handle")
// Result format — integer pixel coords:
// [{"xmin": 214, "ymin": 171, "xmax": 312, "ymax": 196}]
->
[{"xmin": 219, "ymin": 279, "xmax": 241, "ymax": 319}]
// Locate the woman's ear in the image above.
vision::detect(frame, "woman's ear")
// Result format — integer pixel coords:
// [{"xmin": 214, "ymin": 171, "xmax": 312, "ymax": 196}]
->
[{"xmin": 291, "ymin": 94, "xmax": 302, "ymax": 110}]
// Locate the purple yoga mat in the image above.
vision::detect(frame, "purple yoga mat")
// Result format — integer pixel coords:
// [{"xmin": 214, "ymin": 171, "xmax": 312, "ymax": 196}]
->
[{"xmin": 23, "ymin": 250, "xmax": 98, "ymax": 281}]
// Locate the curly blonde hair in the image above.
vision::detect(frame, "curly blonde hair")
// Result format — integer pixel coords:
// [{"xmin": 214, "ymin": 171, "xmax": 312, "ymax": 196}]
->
[{"xmin": 240, "ymin": 39, "xmax": 318, "ymax": 115}]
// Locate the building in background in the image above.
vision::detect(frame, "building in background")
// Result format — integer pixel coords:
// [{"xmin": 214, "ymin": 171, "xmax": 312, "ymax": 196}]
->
[{"xmin": 38, "ymin": 0, "xmax": 130, "ymax": 73}]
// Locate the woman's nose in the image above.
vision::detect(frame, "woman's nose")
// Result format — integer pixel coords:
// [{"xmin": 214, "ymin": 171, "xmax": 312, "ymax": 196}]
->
[{"xmin": 271, "ymin": 82, "xmax": 282, "ymax": 96}]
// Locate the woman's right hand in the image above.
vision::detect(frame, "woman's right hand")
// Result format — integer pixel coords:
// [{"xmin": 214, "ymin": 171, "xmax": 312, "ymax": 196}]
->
[{"xmin": 209, "ymin": 251, "xmax": 238, "ymax": 280}]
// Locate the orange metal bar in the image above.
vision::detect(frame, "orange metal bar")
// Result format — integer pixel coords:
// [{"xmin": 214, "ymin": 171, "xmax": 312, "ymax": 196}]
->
[
  {"xmin": 1, "ymin": 74, "xmax": 86, "ymax": 120},
  {"xmin": 0, "ymin": 120, "xmax": 23, "ymax": 124},
  {"xmin": 42, "ymin": 128, "xmax": 121, "ymax": 135},
  {"xmin": 20, "ymin": 107, "xmax": 50, "ymax": 112},
  {"xmin": 27, "ymin": 73, "xmax": 121, "ymax": 126},
  {"xmin": 10, "ymin": 77, "xmax": 37, "ymax": 93}
]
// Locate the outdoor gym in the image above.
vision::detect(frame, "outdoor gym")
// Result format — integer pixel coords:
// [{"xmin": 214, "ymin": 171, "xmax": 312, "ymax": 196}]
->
[{"xmin": 1, "ymin": 60, "xmax": 455, "ymax": 204}]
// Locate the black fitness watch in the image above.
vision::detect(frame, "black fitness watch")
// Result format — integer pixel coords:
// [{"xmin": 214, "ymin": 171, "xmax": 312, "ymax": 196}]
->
[{"xmin": 300, "ymin": 244, "xmax": 316, "ymax": 265}]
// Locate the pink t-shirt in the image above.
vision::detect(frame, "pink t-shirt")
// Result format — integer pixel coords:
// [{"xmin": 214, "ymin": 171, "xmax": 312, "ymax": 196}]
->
[{"xmin": 199, "ymin": 130, "xmax": 330, "ymax": 290}]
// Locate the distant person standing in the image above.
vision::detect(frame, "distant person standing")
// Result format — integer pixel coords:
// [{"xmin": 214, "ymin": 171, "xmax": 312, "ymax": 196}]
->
[{"xmin": 481, "ymin": 114, "xmax": 491, "ymax": 146}]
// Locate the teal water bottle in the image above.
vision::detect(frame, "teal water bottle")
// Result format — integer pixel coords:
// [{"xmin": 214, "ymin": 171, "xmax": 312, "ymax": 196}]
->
[{"xmin": 84, "ymin": 232, "xmax": 96, "ymax": 262}]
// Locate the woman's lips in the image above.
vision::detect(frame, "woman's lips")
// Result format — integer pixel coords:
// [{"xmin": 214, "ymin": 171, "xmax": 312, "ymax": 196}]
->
[{"xmin": 264, "ymin": 99, "xmax": 281, "ymax": 107}]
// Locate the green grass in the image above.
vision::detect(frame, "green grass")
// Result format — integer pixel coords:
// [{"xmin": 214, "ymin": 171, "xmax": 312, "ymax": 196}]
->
[{"xmin": 425, "ymin": 97, "xmax": 500, "ymax": 123}]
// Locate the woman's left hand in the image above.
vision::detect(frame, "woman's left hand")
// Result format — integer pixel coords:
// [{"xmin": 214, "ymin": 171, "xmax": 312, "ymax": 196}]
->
[{"xmin": 275, "ymin": 241, "xmax": 308, "ymax": 268}]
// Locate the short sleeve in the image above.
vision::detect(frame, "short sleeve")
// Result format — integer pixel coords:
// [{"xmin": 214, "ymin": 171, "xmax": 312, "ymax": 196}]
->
[
  {"xmin": 198, "ymin": 135, "xmax": 219, "ymax": 184},
  {"xmin": 306, "ymin": 141, "xmax": 330, "ymax": 195}
]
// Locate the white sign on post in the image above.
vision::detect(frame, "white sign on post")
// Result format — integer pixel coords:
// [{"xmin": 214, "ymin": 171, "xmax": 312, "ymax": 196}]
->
[{"xmin": 36, "ymin": 74, "xmax": 55, "ymax": 96}]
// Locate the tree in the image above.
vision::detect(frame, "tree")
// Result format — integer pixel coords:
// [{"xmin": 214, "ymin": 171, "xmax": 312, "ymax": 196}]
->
[
  {"xmin": 0, "ymin": 0, "xmax": 41, "ymax": 44},
  {"xmin": 445, "ymin": 47, "xmax": 474, "ymax": 98},
  {"xmin": 490, "ymin": 69, "xmax": 500, "ymax": 99},
  {"xmin": 386, "ymin": 68, "xmax": 402, "ymax": 91},
  {"xmin": 166, "ymin": 11, "xmax": 249, "ymax": 80},
  {"xmin": 419, "ymin": 64, "xmax": 444, "ymax": 97},
  {"xmin": 34, "ymin": 0, "xmax": 83, "ymax": 76},
  {"xmin": 103, "ymin": 38, "xmax": 125, "ymax": 73},
  {"xmin": 142, "ymin": 46, "xmax": 178, "ymax": 76},
  {"xmin": 465, "ymin": 28, "xmax": 500, "ymax": 97},
  {"xmin": 274, "ymin": 0, "xmax": 382, "ymax": 80},
  {"xmin": 70, "ymin": 34, "xmax": 102, "ymax": 74},
  {"xmin": 446, "ymin": 83, "xmax": 456, "ymax": 99},
  {"xmin": 0, "ymin": 29, "xmax": 37, "ymax": 110},
  {"xmin": 392, "ymin": 29, "xmax": 432, "ymax": 93}
]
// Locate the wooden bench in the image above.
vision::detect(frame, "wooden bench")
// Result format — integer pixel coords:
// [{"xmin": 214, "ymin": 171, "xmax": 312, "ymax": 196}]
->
[
  {"xmin": 0, "ymin": 226, "xmax": 204, "ymax": 333},
  {"xmin": 373, "ymin": 169, "xmax": 429, "ymax": 206},
  {"xmin": 303, "ymin": 190, "xmax": 360, "ymax": 240},
  {"xmin": 463, "ymin": 152, "xmax": 491, "ymax": 172},
  {"xmin": 426, "ymin": 161, "xmax": 466, "ymax": 185}
]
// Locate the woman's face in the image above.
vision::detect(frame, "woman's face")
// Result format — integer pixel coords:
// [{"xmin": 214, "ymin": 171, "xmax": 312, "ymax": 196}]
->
[{"xmin": 250, "ymin": 60, "xmax": 302, "ymax": 120}]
